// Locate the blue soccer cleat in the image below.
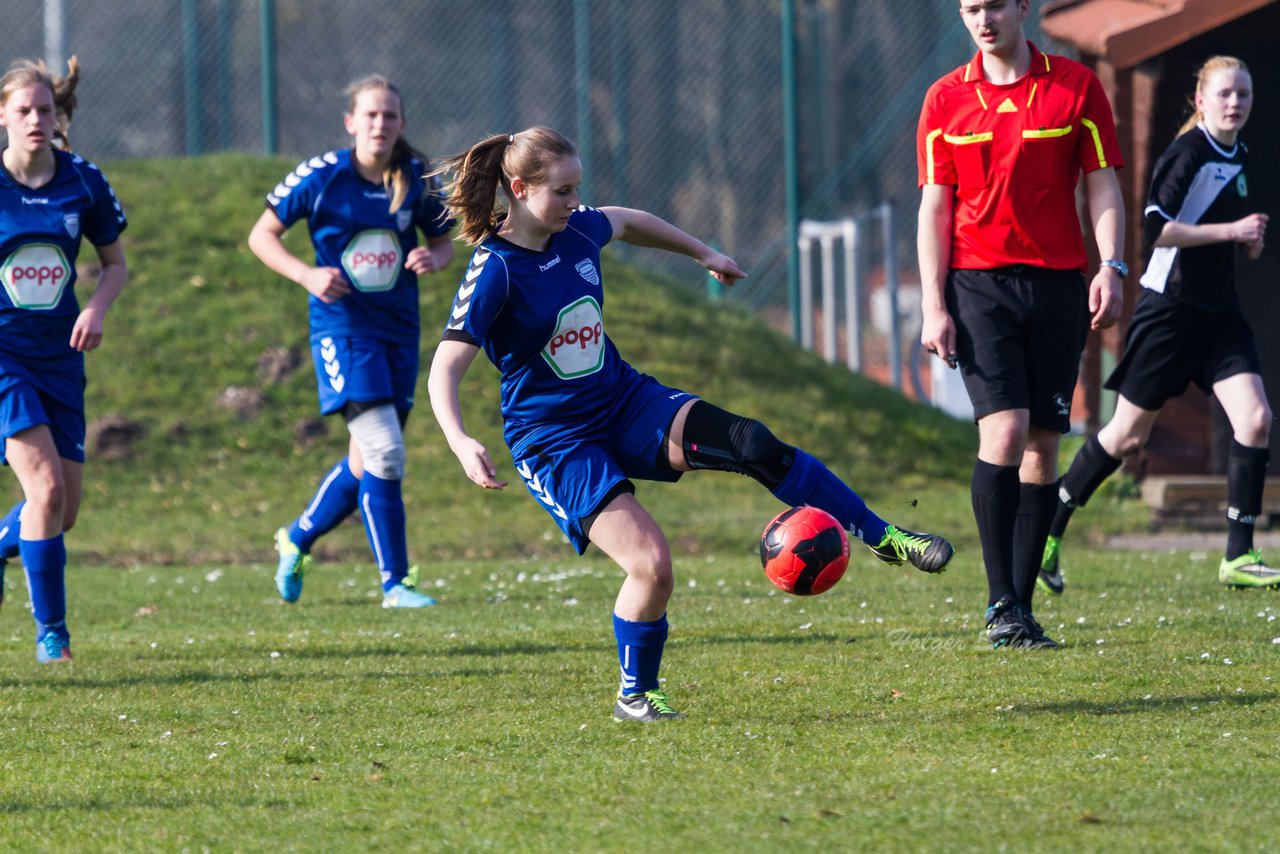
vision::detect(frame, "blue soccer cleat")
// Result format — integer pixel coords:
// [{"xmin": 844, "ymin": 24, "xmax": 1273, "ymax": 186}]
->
[
  {"xmin": 381, "ymin": 579, "xmax": 437, "ymax": 609},
  {"xmin": 37, "ymin": 630, "xmax": 73, "ymax": 664}
]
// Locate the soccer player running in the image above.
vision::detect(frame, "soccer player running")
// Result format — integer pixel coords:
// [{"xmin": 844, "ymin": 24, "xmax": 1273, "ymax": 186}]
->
[
  {"xmin": 1042, "ymin": 57, "xmax": 1274, "ymax": 590},
  {"xmin": 428, "ymin": 127, "xmax": 953, "ymax": 721},
  {"xmin": 0, "ymin": 58, "xmax": 129, "ymax": 662},
  {"xmin": 917, "ymin": 0, "xmax": 1126, "ymax": 648},
  {"xmin": 248, "ymin": 75, "xmax": 454, "ymax": 608}
]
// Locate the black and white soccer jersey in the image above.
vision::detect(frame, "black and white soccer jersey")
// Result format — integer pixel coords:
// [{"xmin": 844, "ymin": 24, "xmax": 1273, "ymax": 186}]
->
[{"xmin": 1139, "ymin": 123, "xmax": 1254, "ymax": 313}]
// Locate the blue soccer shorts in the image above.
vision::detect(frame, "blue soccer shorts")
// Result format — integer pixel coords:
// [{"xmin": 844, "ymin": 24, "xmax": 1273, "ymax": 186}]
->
[
  {"xmin": 310, "ymin": 335, "xmax": 419, "ymax": 418},
  {"xmin": 510, "ymin": 373, "xmax": 695, "ymax": 554},
  {"xmin": 0, "ymin": 352, "xmax": 86, "ymax": 464}
]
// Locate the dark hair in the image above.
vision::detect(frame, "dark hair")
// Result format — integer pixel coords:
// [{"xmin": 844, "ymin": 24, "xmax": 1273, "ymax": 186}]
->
[
  {"xmin": 436, "ymin": 127, "xmax": 577, "ymax": 245},
  {"xmin": 1177, "ymin": 56, "xmax": 1250, "ymax": 138},
  {"xmin": 0, "ymin": 56, "xmax": 81, "ymax": 150},
  {"xmin": 344, "ymin": 74, "xmax": 428, "ymax": 214}
]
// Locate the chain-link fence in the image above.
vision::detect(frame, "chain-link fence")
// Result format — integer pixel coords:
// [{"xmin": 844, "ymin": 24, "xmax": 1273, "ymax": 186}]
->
[{"xmin": 1, "ymin": 0, "xmax": 1052, "ymax": 370}]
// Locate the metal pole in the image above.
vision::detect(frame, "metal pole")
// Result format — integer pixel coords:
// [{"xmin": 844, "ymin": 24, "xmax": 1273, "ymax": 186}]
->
[
  {"xmin": 798, "ymin": 233, "xmax": 813, "ymax": 351},
  {"xmin": 260, "ymin": 0, "xmax": 278, "ymax": 155},
  {"xmin": 820, "ymin": 236, "xmax": 837, "ymax": 363},
  {"xmin": 43, "ymin": 0, "xmax": 65, "ymax": 72},
  {"xmin": 182, "ymin": 0, "xmax": 203, "ymax": 155},
  {"xmin": 781, "ymin": 0, "xmax": 801, "ymax": 342},
  {"xmin": 610, "ymin": 6, "xmax": 630, "ymax": 211},
  {"xmin": 216, "ymin": 0, "xmax": 233, "ymax": 150},
  {"xmin": 843, "ymin": 218, "xmax": 861, "ymax": 372},
  {"xmin": 882, "ymin": 201, "xmax": 902, "ymax": 391},
  {"xmin": 574, "ymin": 0, "xmax": 591, "ymax": 200}
]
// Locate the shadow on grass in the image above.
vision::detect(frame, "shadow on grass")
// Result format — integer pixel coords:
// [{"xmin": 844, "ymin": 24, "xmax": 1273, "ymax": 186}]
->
[{"xmin": 1019, "ymin": 691, "xmax": 1280, "ymax": 716}]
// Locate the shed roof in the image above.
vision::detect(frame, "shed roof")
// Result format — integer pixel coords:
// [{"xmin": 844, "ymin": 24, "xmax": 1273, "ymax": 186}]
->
[{"xmin": 1041, "ymin": 0, "xmax": 1276, "ymax": 68}]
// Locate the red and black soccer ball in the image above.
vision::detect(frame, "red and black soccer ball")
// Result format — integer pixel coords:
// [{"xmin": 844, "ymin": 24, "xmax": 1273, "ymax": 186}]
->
[{"xmin": 759, "ymin": 505, "xmax": 850, "ymax": 596}]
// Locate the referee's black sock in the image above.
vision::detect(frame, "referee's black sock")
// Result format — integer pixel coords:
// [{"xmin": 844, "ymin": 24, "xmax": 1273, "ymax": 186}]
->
[
  {"xmin": 1226, "ymin": 439, "xmax": 1269, "ymax": 560},
  {"xmin": 972, "ymin": 459, "xmax": 1020, "ymax": 606},
  {"xmin": 1013, "ymin": 481, "xmax": 1059, "ymax": 607},
  {"xmin": 1048, "ymin": 435, "xmax": 1123, "ymax": 539}
]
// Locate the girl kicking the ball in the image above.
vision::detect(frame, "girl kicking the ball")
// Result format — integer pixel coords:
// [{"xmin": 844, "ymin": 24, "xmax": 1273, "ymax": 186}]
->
[
  {"xmin": 427, "ymin": 127, "xmax": 953, "ymax": 721},
  {"xmin": 0, "ymin": 57, "xmax": 129, "ymax": 662},
  {"xmin": 248, "ymin": 75, "xmax": 454, "ymax": 608}
]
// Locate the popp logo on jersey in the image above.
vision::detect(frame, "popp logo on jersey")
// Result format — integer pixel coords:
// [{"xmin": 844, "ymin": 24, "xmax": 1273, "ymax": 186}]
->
[
  {"xmin": 341, "ymin": 229, "xmax": 403, "ymax": 292},
  {"xmin": 1, "ymin": 243, "xmax": 72, "ymax": 310},
  {"xmin": 542, "ymin": 296, "xmax": 606, "ymax": 380}
]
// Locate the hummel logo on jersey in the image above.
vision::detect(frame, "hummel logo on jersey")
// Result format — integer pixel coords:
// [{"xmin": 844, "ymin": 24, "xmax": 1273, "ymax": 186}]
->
[
  {"xmin": 363, "ymin": 190, "xmax": 389, "ymax": 200},
  {"xmin": 539, "ymin": 255, "xmax": 562, "ymax": 272},
  {"xmin": 20, "ymin": 197, "xmax": 49, "ymax": 204},
  {"xmin": 575, "ymin": 259, "xmax": 600, "ymax": 286},
  {"xmin": 996, "ymin": 98, "xmax": 1018, "ymax": 113},
  {"xmin": 448, "ymin": 249, "xmax": 489, "ymax": 331}
]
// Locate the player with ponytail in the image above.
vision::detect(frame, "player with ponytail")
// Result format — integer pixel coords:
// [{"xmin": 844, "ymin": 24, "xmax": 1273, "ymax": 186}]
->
[
  {"xmin": 248, "ymin": 75, "xmax": 454, "ymax": 608},
  {"xmin": 429, "ymin": 127, "xmax": 953, "ymax": 720}
]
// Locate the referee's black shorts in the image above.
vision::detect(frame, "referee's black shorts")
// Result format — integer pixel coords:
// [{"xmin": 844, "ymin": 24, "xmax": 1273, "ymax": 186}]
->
[
  {"xmin": 946, "ymin": 266, "xmax": 1088, "ymax": 432},
  {"xmin": 1105, "ymin": 289, "xmax": 1261, "ymax": 411}
]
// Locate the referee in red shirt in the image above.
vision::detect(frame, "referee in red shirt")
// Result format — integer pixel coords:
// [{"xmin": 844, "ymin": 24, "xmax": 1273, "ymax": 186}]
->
[{"xmin": 916, "ymin": 0, "xmax": 1126, "ymax": 648}]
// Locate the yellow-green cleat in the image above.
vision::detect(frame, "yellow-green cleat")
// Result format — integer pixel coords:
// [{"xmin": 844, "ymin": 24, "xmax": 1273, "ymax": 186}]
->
[
  {"xmin": 274, "ymin": 527, "xmax": 311, "ymax": 603},
  {"xmin": 1037, "ymin": 535, "xmax": 1065, "ymax": 596},
  {"xmin": 1219, "ymin": 550, "xmax": 1280, "ymax": 589}
]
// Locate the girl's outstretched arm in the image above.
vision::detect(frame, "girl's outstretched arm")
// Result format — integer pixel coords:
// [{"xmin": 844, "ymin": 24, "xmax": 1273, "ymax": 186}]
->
[{"xmin": 599, "ymin": 206, "xmax": 746, "ymax": 286}]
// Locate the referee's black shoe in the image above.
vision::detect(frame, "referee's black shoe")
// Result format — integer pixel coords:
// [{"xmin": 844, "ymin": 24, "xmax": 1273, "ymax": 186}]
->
[{"xmin": 985, "ymin": 597, "xmax": 1057, "ymax": 649}]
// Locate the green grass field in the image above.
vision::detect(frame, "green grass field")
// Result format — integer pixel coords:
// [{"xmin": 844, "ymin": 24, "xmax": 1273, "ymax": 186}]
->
[{"xmin": 1, "ymin": 156, "xmax": 1275, "ymax": 852}]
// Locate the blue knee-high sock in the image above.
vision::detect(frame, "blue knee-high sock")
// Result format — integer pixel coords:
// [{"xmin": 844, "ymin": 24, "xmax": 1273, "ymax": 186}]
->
[
  {"xmin": 614, "ymin": 612, "xmax": 669, "ymax": 695},
  {"xmin": 288, "ymin": 458, "xmax": 360, "ymax": 552},
  {"xmin": 359, "ymin": 473, "xmax": 408, "ymax": 590},
  {"xmin": 0, "ymin": 501, "xmax": 24, "ymax": 559},
  {"xmin": 770, "ymin": 449, "xmax": 888, "ymax": 545},
  {"xmin": 22, "ymin": 534, "xmax": 68, "ymax": 640}
]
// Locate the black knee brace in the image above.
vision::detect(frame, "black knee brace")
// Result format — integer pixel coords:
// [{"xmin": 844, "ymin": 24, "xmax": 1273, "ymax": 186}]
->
[{"xmin": 680, "ymin": 401, "xmax": 796, "ymax": 490}]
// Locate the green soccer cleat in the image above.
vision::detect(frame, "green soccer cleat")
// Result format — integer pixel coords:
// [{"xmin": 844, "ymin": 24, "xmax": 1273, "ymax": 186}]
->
[
  {"xmin": 1219, "ymin": 550, "xmax": 1280, "ymax": 589},
  {"xmin": 869, "ymin": 525, "xmax": 953, "ymax": 573},
  {"xmin": 274, "ymin": 528, "xmax": 311, "ymax": 603},
  {"xmin": 1037, "ymin": 534, "xmax": 1065, "ymax": 596},
  {"xmin": 614, "ymin": 688, "xmax": 684, "ymax": 722}
]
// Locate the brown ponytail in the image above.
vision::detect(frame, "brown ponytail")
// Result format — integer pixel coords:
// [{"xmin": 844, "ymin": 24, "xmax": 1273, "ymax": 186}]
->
[
  {"xmin": 344, "ymin": 74, "xmax": 427, "ymax": 214},
  {"xmin": 1177, "ymin": 56, "xmax": 1249, "ymax": 138},
  {"xmin": 436, "ymin": 127, "xmax": 578, "ymax": 245},
  {"xmin": 0, "ymin": 55, "xmax": 81, "ymax": 151}
]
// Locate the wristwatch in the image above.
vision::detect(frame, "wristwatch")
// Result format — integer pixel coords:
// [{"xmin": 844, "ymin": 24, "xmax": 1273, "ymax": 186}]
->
[{"xmin": 1101, "ymin": 259, "xmax": 1129, "ymax": 278}]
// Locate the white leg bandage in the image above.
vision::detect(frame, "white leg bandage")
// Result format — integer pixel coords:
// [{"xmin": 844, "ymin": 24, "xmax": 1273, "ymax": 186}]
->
[{"xmin": 347, "ymin": 405, "xmax": 406, "ymax": 480}]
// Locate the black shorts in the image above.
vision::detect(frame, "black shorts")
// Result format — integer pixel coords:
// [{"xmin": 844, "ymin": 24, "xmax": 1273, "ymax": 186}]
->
[
  {"xmin": 1104, "ymin": 289, "xmax": 1260, "ymax": 410},
  {"xmin": 946, "ymin": 266, "xmax": 1088, "ymax": 432}
]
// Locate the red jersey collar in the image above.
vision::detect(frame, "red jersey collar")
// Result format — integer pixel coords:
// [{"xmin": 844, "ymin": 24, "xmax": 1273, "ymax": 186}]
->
[{"xmin": 963, "ymin": 41, "xmax": 1050, "ymax": 85}]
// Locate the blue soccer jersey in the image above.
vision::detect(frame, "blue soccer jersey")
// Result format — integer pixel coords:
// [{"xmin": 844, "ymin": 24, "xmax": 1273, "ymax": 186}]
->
[
  {"xmin": 267, "ymin": 148, "xmax": 453, "ymax": 344},
  {"xmin": 442, "ymin": 207, "xmax": 641, "ymax": 449},
  {"xmin": 0, "ymin": 148, "xmax": 127, "ymax": 360}
]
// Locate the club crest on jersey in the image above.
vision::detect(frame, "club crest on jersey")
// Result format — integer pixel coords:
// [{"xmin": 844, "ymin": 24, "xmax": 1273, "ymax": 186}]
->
[
  {"xmin": 575, "ymin": 258, "xmax": 600, "ymax": 287},
  {"xmin": 1, "ymin": 243, "xmax": 71, "ymax": 310},
  {"xmin": 63, "ymin": 213, "xmax": 80, "ymax": 239},
  {"xmin": 542, "ymin": 295, "xmax": 605, "ymax": 379},
  {"xmin": 341, "ymin": 229, "xmax": 403, "ymax": 292},
  {"xmin": 396, "ymin": 209, "xmax": 413, "ymax": 232},
  {"xmin": 1237, "ymin": 174, "xmax": 1248, "ymax": 197}
]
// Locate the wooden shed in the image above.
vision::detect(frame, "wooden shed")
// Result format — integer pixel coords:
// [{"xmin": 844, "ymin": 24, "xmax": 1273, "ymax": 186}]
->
[{"xmin": 1042, "ymin": 0, "xmax": 1280, "ymax": 524}]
